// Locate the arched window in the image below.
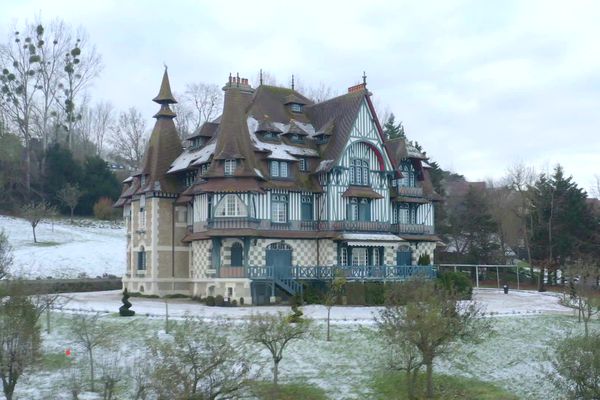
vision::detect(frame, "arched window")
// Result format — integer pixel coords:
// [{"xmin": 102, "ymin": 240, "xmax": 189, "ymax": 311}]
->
[
  {"xmin": 350, "ymin": 158, "xmax": 369, "ymax": 185},
  {"xmin": 266, "ymin": 242, "xmax": 292, "ymax": 251},
  {"xmin": 214, "ymin": 194, "xmax": 247, "ymax": 217},
  {"xmin": 231, "ymin": 242, "xmax": 243, "ymax": 267}
]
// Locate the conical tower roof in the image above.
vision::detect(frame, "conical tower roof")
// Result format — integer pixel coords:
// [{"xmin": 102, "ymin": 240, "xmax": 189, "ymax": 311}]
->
[
  {"xmin": 138, "ymin": 69, "xmax": 182, "ymax": 194},
  {"xmin": 152, "ymin": 68, "xmax": 177, "ymax": 104}
]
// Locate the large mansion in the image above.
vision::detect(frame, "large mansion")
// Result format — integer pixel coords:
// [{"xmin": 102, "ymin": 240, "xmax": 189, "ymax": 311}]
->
[{"xmin": 115, "ymin": 70, "xmax": 441, "ymax": 304}]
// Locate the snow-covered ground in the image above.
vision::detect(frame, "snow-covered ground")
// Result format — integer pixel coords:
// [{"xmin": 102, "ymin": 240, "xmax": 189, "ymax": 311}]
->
[
  {"xmin": 0, "ymin": 215, "xmax": 125, "ymax": 278},
  {"xmin": 6, "ymin": 288, "xmax": 587, "ymax": 400},
  {"xmin": 62, "ymin": 287, "xmax": 573, "ymax": 322}
]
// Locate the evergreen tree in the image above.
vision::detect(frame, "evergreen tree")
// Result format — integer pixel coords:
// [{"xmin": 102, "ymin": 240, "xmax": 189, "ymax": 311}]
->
[
  {"xmin": 383, "ymin": 114, "xmax": 405, "ymax": 139},
  {"xmin": 446, "ymin": 186, "xmax": 499, "ymax": 264},
  {"xmin": 529, "ymin": 165, "xmax": 598, "ymax": 290},
  {"xmin": 78, "ymin": 155, "xmax": 120, "ymax": 215},
  {"xmin": 44, "ymin": 143, "xmax": 82, "ymax": 208}
]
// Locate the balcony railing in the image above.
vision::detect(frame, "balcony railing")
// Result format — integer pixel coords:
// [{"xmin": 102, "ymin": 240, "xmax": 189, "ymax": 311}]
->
[
  {"xmin": 392, "ymin": 223, "xmax": 434, "ymax": 235},
  {"xmin": 396, "ymin": 186, "xmax": 423, "ymax": 197},
  {"xmin": 207, "ymin": 217, "xmax": 260, "ymax": 229},
  {"xmin": 243, "ymin": 265, "xmax": 436, "ymax": 281}
]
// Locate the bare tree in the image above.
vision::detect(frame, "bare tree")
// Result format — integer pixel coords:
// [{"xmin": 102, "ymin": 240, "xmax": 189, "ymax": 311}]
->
[
  {"xmin": 294, "ymin": 78, "xmax": 338, "ymax": 103},
  {"xmin": 592, "ymin": 174, "xmax": 600, "ymax": 198},
  {"xmin": 246, "ymin": 312, "xmax": 311, "ymax": 386},
  {"xmin": 0, "ymin": 230, "xmax": 12, "ymax": 280},
  {"xmin": 324, "ymin": 270, "xmax": 346, "ymax": 341},
  {"xmin": 507, "ymin": 163, "xmax": 536, "ymax": 282},
  {"xmin": 0, "ymin": 287, "xmax": 42, "ymax": 400},
  {"xmin": 69, "ymin": 313, "xmax": 114, "ymax": 392},
  {"xmin": 57, "ymin": 183, "xmax": 82, "ymax": 222},
  {"xmin": 181, "ymin": 83, "xmax": 222, "ymax": 132},
  {"xmin": 20, "ymin": 201, "xmax": 57, "ymax": 243},
  {"xmin": 377, "ymin": 279, "xmax": 492, "ymax": 399},
  {"xmin": 109, "ymin": 107, "xmax": 147, "ymax": 170},
  {"xmin": 252, "ymin": 69, "xmax": 277, "ymax": 87},
  {"xmin": 0, "ymin": 25, "xmax": 45, "ymax": 192},
  {"xmin": 567, "ymin": 262, "xmax": 600, "ymax": 337},
  {"xmin": 147, "ymin": 317, "xmax": 254, "ymax": 400},
  {"xmin": 91, "ymin": 101, "xmax": 114, "ymax": 156},
  {"xmin": 33, "ymin": 19, "xmax": 70, "ymax": 154}
]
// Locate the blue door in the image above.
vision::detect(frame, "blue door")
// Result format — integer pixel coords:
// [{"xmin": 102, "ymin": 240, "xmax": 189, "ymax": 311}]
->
[
  {"xmin": 266, "ymin": 243, "xmax": 292, "ymax": 278},
  {"xmin": 396, "ymin": 247, "xmax": 412, "ymax": 266}
]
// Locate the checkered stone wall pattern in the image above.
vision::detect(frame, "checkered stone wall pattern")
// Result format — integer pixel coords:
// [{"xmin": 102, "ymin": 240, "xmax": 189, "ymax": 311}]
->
[
  {"xmin": 191, "ymin": 240, "xmax": 211, "ymax": 279},
  {"xmin": 246, "ymin": 238, "xmax": 321, "ymax": 267}
]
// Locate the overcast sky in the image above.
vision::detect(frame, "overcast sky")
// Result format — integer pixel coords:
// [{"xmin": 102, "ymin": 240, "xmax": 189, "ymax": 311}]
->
[{"xmin": 2, "ymin": 0, "xmax": 599, "ymax": 193}]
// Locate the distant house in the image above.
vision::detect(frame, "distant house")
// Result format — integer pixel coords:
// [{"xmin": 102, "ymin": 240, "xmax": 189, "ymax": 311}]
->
[{"xmin": 115, "ymin": 70, "xmax": 441, "ymax": 303}]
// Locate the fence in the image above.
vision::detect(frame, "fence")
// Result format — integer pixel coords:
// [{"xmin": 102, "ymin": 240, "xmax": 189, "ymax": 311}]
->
[{"xmin": 438, "ymin": 264, "xmax": 528, "ymax": 290}]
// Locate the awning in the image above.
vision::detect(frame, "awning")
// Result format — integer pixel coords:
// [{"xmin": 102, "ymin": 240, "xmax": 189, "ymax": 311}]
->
[
  {"xmin": 394, "ymin": 196, "xmax": 429, "ymax": 204},
  {"xmin": 338, "ymin": 233, "xmax": 404, "ymax": 247},
  {"xmin": 341, "ymin": 186, "xmax": 384, "ymax": 199}
]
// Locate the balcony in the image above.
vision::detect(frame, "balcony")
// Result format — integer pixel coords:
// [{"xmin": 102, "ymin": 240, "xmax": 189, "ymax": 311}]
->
[
  {"xmin": 396, "ymin": 186, "xmax": 423, "ymax": 197},
  {"xmin": 316, "ymin": 220, "xmax": 391, "ymax": 232},
  {"xmin": 207, "ymin": 217, "xmax": 260, "ymax": 229},
  {"xmin": 391, "ymin": 223, "xmax": 434, "ymax": 235}
]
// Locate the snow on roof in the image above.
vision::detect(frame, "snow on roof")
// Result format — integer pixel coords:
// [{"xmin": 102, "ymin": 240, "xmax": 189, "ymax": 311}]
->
[
  {"xmin": 247, "ymin": 117, "xmax": 319, "ymax": 161},
  {"xmin": 316, "ymin": 159, "xmax": 334, "ymax": 172},
  {"xmin": 340, "ymin": 233, "xmax": 404, "ymax": 242},
  {"xmin": 122, "ymin": 176, "xmax": 133, "ymax": 183},
  {"xmin": 406, "ymin": 142, "xmax": 426, "ymax": 159},
  {"xmin": 168, "ymin": 142, "xmax": 216, "ymax": 173},
  {"xmin": 254, "ymin": 168, "xmax": 264, "ymax": 179},
  {"xmin": 421, "ymin": 161, "xmax": 432, "ymax": 169}
]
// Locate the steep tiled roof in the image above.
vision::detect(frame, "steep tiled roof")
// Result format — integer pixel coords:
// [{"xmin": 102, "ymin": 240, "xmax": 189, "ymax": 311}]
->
[{"xmin": 305, "ymin": 89, "xmax": 365, "ymax": 169}]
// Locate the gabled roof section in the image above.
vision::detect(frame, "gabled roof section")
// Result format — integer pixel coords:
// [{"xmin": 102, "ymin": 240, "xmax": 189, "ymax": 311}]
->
[
  {"xmin": 249, "ymin": 85, "xmax": 313, "ymax": 124},
  {"xmin": 188, "ymin": 121, "xmax": 219, "ymax": 139},
  {"xmin": 304, "ymin": 89, "xmax": 365, "ymax": 170}
]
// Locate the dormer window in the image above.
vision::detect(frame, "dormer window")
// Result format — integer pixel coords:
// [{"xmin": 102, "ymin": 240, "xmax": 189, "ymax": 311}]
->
[
  {"xmin": 290, "ymin": 134, "xmax": 304, "ymax": 143},
  {"xmin": 290, "ymin": 103, "xmax": 303, "ymax": 113},
  {"xmin": 263, "ymin": 131, "xmax": 279, "ymax": 141},
  {"xmin": 299, "ymin": 158, "xmax": 307, "ymax": 172},
  {"xmin": 224, "ymin": 159, "xmax": 236, "ymax": 176},
  {"xmin": 270, "ymin": 160, "xmax": 289, "ymax": 178},
  {"xmin": 315, "ymin": 135, "xmax": 329, "ymax": 145},
  {"xmin": 200, "ymin": 162, "xmax": 211, "ymax": 176}
]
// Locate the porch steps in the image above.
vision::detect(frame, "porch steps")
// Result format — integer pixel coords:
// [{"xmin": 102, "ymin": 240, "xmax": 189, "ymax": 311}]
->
[{"xmin": 274, "ymin": 276, "xmax": 303, "ymax": 296}]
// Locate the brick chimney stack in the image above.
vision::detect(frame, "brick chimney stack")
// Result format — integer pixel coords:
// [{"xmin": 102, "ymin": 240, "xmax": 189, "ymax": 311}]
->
[
  {"xmin": 224, "ymin": 73, "xmax": 254, "ymax": 93},
  {"xmin": 348, "ymin": 83, "xmax": 366, "ymax": 93}
]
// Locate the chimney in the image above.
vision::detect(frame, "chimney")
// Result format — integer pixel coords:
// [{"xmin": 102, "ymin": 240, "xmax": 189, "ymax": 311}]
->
[
  {"xmin": 223, "ymin": 73, "xmax": 254, "ymax": 94},
  {"xmin": 348, "ymin": 83, "xmax": 366, "ymax": 93}
]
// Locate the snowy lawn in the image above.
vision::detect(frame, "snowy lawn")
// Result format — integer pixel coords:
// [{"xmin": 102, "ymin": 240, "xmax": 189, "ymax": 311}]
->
[
  {"xmin": 4, "ymin": 288, "xmax": 589, "ymax": 400},
  {"xmin": 0, "ymin": 215, "xmax": 125, "ymax": 278}
]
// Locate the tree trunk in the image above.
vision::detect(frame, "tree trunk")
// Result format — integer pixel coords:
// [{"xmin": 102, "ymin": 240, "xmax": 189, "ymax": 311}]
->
[
  {"xmin": 89, "ymin": 348, "xmax": 95, "ymax": 392},
  {"xmin": 46, "ymin": 305, "xmax": 51, "ymax": 334},
  {"xmin": 407, "ymin": 369, "xmax": 417, "ymax": 400},
  {"xmin": 32, "ymin": 226, "xmax": 37, "ymax": 243},
  {"xmin": 273, "ymin": 360, "xmax": 279, "ymax": 386},
  {"xmin": 327, "ymin": 307, "xmax": 331, "ymax": 341},
  {"xmin": 538, "ymin": 266, "xmax": 545, "ymax": 292},
  {"xmin": 425, "ymin": 361, "xmax": 434, "ymax": 399},
  {"xmin": 70, "ymin": 207, "xmax": 74, "ymax": 223}
]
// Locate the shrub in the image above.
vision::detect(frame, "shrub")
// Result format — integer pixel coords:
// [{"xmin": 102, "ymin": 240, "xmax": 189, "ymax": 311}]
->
[
  {"xmin": 205, "ymin": 296, "xmax": 216, "ymax": 307},
  {"xmin": 93, "ymin": 197, "xmax": 117, "ymax": 220},
  {"xmin": 345, "ymin": 282, "xmax": 365, "ymax": 305},
  {"xmin": 231, "ymin": 299, "xmax": 238, "ymax": 306},
  {"xmin": 215, "ymin": 295, "xmax": 225, "ymax": 307},
  {"xmin": 365, "ymin": 282, "xmax": 385, "ymax": 305},
  {"xmin": 302, "ymin": 281, "xmax": 327, "ymax": 304},
  {"xmin": 437, "ymin": 271, "xmax": 473, "ymax": 300},
  {"xmin": 239, "ymin": 297, "xmax": 245, "ymax": 306},
  {"xmin": 417, "ymin": 254, "xmax": 431, "ymax": 265}
]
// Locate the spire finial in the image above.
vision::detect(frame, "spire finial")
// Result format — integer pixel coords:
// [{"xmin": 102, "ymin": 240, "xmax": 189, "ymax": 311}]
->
[
  {"xmin": 291, "ymin": 74, "xmax": 295, "ymax": 90},
  {"xmin": 163, "ymin": 62, "xmax": 168, "ymax": 71},
  {"xmin": 362, "ymin": 71, "xmax": 367, "ymax": 86},
  {"xmin": 153, "ymin": 67, "xmax": 177, "ymax": 105},
  {"xmin": 260, "ymin": 69, "xmax": 263, "ymax": 86}
]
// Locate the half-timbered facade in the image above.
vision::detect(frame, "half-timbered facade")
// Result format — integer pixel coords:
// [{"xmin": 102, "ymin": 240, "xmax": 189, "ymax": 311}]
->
[{"xmin": 116, "ymin": 71, "xmax": 441, "ymax": 304}]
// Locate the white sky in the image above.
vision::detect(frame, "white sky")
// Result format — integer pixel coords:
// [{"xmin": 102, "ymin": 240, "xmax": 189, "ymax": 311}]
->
[{"xmin": 2, "ymin": 0, "xmax": 599, "ymax": 193}]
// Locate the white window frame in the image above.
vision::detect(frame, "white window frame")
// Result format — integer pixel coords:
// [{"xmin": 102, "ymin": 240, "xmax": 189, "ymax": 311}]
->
[
  {"xmin": 351, "ymin": 248, "xmax": 368, "ymax": 266},
  {"xmin": 299, "ymin": 158, "xmax": 307, "ymax": 171},
  {"xmin": 372, "ymin": 248, "xmax": 380, "ymax": 266},
  {"xmin": 224, "ymin": 159, "xmax": 236, "ymax": 176},
  {"xmin": 215, "ymin": 194, "xmax": 247, "ymax": 217},
  {"xmin": 340, "ymin": 247, "xmax": 348, "ymax": 266},
  {"xmin": 271, "ymin": 194, "xmax": 288, "ymax": 223}
]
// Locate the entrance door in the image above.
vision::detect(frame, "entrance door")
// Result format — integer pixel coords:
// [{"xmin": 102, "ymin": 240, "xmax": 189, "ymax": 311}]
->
[
  {"xmin": 266, "ymin": 242, "xmax": 293, "ymax": 278},
  {"xmin": 396, "ymin": 247, "xmax": 412, "ymax": 266}
]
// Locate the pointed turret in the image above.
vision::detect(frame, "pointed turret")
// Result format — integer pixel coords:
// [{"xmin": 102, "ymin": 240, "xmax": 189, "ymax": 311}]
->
[
  {"xmin": 153, "ymin": 68, "xmax": 177, "ymax": 104},
  {"xmin": 138, "ymin": 69, "xmax": 183, "ymax": 194}
]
